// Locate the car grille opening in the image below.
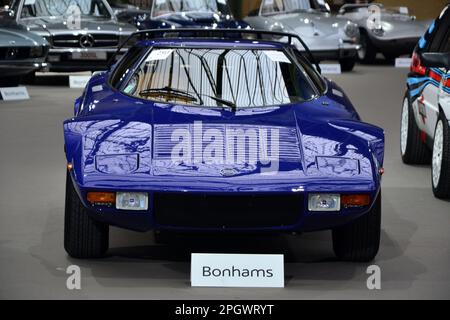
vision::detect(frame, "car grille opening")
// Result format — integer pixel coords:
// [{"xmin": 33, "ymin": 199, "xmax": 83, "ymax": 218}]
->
[
  {"xmin": 52, "ymin": 34, "xmax": 119, "ymax": 48},
  {"xmin": 153, "ymin": 193, "xmax": 303, "ymax": 228},
  {"xmin": 0, "ymin": 47, "xmax": 31, "ymax": 60}
]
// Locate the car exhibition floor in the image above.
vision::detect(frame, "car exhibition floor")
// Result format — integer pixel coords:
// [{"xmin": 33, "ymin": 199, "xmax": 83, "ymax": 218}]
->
[{"xmin": 0, "ymin": 65, "xmax": 449, "ymax": 299}]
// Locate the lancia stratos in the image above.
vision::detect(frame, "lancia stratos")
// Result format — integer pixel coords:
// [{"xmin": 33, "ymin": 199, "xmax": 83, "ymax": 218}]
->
[{"xmin": 63, "ymin": 29, "xmax": 385, "ymax": 261}]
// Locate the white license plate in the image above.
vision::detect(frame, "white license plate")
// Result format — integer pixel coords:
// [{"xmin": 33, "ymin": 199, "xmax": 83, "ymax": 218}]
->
[{"xmin": 71, "ymin": 51, "xmax": 107, "ymax": 60}]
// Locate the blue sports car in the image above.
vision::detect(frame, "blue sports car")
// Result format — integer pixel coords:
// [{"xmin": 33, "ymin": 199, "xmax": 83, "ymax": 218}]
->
[
  {"xmin": 63, "ymin": 29, "xmax": 385, "ymax": 262},
  {"xmin": 114, "ymin": 0, "xmax": 249, "ymax": 30}
]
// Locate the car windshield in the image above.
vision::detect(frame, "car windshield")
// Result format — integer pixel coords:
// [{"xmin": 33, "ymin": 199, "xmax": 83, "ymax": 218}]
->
[
  {"xmin": 19, "ymin": 0, "xmax": 112, "ymax": 19},
  {"xmin": 261, "ymin": 0, "xmax": 313, "ymax": 15},
  {"xmin": 119, "ymin": 47, "xmax": 317, "ymax": 108},
  {"xmin": 152, "ymin": 0, "xmax": 231, "ymax": 18}
]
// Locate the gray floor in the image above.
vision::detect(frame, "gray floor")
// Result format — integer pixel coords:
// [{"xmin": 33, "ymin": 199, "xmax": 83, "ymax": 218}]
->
[{"xmin": 0, "ymin": 65, "xmax": 449, "ymax": 299}]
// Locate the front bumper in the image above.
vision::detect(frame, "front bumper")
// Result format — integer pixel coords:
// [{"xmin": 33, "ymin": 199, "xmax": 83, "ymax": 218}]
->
[
  {"xmin": 310, "ymin": 44, "xmax": 359, "ymax": 62},
  {"xmin": 0, "ymin": 60, "xmax": 48, "ymax": 77},
  {"xmin": 371, "ymin": 36, "xmax": 420, "ymax": 56},
  {"xmin": 70, "ymin": 173, "xmax": 379, "ymax": 233},
  {"xmin": 46, "ymin": 48, "xmax": 127, "ymax": 72}
]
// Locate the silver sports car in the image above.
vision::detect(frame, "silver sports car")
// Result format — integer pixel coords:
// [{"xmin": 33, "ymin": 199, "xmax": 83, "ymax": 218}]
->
[
  {"xmin": 338, "ymin": 3, "xmax": 430, "ymax": 63},
  {"xmin": 6, "ymin": 0, "xmax": 137, "ymax": 73},
  {"xmin": 244, "ymin": 0, "xmax": 360, "ymax": 71},
  {"xmin": 0, "ymin": 9, "xmax": 48, "ymax": 86}
]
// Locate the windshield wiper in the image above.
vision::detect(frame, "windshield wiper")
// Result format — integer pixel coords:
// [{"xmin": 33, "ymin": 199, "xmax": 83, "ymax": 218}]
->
[
  {"xmin": 139, "ymin": 87, "xmax": 198, "ymax": 102},
  {"xmin": 139, "ymin": 87, "xmax": 237, "ymax": 111},
  {"xmin": 203, "ymin": 95, "xmax": 237, "ymax": 111}
]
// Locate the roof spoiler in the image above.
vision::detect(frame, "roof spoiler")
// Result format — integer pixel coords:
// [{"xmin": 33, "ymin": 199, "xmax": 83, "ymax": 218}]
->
[{"xmin": 107, "ymin": 28, "xmax": 321, "ymax": 73}]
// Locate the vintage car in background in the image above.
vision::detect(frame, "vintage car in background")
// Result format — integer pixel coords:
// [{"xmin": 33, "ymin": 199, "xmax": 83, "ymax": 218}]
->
[
  {"xmin": 338, "ymin": 3, "xmax": 430, "ymax": 63},
  {"xmin": 244, "ymin": 0, "xmax": 360, "ymax": 71},
  {"xmin": 401, "ymin": 5, "xmax": 450, "ymax": 199},
  {"xmin": 114, "ymin": 0, "xmax": 249, "ymax": 30},
  {"xmin": 4, "ymin": 0, "xmax": 137, "ymax": 73},
  {"xmin": 0, "ymin": 9, "xmax": 48, "ymax": 86},
  {"xmin": 63, "ymin": 29, "xmax": 384, "ymax": 261}
]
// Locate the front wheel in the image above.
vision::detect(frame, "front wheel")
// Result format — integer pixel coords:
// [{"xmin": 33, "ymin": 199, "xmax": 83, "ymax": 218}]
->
[
  {"xmin": 64, "ymin": 170, "xmax": 109, "ymax": 258},
  {"xmin": 431, "ymin": 115, "xmax": 450, "ymax": 199},
  {"xmin": 400, "ymin": 93, "xmax": 431, "ymax": 164},
  {"xmin": 339, "ymin": 57, "xmax": 356, "ymax": 72},
  {"xmin": 0, "ymin": 76, "xmax": 21, "ymax": 87},
  {"xmin": 332, "ymin": 192, "xmax": 381, "ymax": 262},
  {"xmin": 357, "ymin": 33, "xmax": 377, "ymax": 64}
]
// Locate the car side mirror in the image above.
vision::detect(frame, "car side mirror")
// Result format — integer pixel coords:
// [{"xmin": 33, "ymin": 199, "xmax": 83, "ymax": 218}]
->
[{"xmin": 421, "ymin": 52, "xmax": 450, "ymax": 70}]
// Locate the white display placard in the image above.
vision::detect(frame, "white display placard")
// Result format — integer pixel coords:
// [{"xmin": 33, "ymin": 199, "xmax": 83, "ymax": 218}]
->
[
  {"xmin": 69, "ymin": 75, "xmax": 91, "ymax": 89},
  {"xmin": 263, "ymin": 50, "xmax": 291, "ymax": 64},
  {"xmin": 395, "ymin": 58, "xmax": 412, "ymax": 68},
  {"xmin": 191, "ymin": 253, "xmax": 284, "ymax": 288},
  {"xmin": 319, "ymin": 63, "xmax": 342, "ymax": 74},
  {"xmin": 0, "ymin": 86, "xmax": 30, "ymax": 101},
  {"xmin": 147, "ymin": 49, "xmax": 174, "ymax": 61}
]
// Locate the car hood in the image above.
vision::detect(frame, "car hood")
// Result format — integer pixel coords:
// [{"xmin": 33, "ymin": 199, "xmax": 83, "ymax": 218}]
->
[
  {"xmin": 268, "ymin": 11, "xmax": 349, "ymax": 37},
  {"xmin": 64, "ymin": 78, "xmax": 384, "ymax": 192},
  {"xmin": 21, "ymin": 17, "xmax": 137, "ymax": 36},
  {"xmin": 378, "ymin": 15, "xmax": 430, "ymax": 39},
  {"xmin": 0, "ymin": 26, "xmax": 47, "ymax": 47},
  {"xmin": 154, "ymin": 11, "xmax": 242, "ymax": 28}
]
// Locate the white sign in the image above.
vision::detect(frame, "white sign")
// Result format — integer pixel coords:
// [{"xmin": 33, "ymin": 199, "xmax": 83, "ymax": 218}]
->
[
  {"xmin": 398, "ymin": 7, "xmax": 409, "ymax": 15},
  {"xmin": 147, "ymin": 49, "xmax": 174, "ymax": 61},
  {"xmin": 71, "ymin": 51, "xmax": 107, "ymax": 61},
  {"xmin": 191, "ymin": 253, "xmax": 284, "ymax": 288},
  {"xmin": 263, "ymin": 50, "xmax": 291, "ymax": 64},
  {"xmin": 319, "ymin": 63, "xmax": 342, "ymax": 74},
  {"xmin": 69, "ymin": 75, "xmax": 91, "ymax": 89},
  {"xmin": 395, "ymin": 58, "xmax": 412, "ymax": 68},
  {"xmin": 0, "ymin": 86, "xmax": 30, "ymax": 101}
]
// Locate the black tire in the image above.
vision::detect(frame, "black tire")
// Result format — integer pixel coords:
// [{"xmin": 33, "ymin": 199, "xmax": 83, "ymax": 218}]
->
[
  {"xmin": 339, "ymin": 57, "xmax": 356, "ymax": 72},
  {"xmin": 332, "ymin": 192, "xmax": 381, "ymax": 262},
  {"xmin": 64, "ymin": 170, "xmax": 109, "ymax": 258},
  {"xmin": 22, "ymin": 71, "xmax": 36, "ymax": 85},
  {"xmin": 383, "ymin": 53, "xmax": 398, "ymax": 63},
  {"xmin": 431, "ymin": 113, "xmax": 450, "ymax": 199},
  {"xmin": 0, "ymin": 76, "xmax": 21, "ymax": 87},
  {"xmin": 400, "ymin": 93, "xmax": 431, "ymax": 164},
  {"xmin": 154, "ymin": 230, "xmax": 171, "ymax": 244},
  {"xmin": 358, "ymin": 32, "xmax": 377, "ymax": 64}
]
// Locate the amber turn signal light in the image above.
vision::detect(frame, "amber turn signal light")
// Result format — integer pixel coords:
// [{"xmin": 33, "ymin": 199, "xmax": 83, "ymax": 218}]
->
[
  {"xmin": 87, "ymin": 192, "xmax": 115, "ymax": 205},
  {"xmin": 341, "ymin": 194, "xmax": 370, "ymax": 208}
]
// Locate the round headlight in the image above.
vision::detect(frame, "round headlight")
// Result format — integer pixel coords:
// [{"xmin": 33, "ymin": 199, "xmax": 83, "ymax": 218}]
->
[
  {"xmin": 30, "ymin": 46, "xmax": 44, "ymax": 57},
  {"xmin": 371, "ymin": 27, "xmax": 385, "ymax": 37},
  {"xmin": 344, "ymin": 22, "xmax": 359, "ymax": 39}
]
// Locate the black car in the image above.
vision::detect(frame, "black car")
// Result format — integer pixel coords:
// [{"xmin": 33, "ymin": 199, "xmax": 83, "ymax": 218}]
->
[
  {"xmin": 0, "ymin": 9, "xmax": 48, "ymax": 86},
  {"xmin": 4, "ymin": 0, "xmax": 137, "ymax": 73}
]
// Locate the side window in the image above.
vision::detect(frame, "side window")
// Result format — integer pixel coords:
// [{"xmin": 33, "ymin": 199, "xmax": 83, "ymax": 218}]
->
[
  {"xmin": 110, "ymin": 46, "xmax": 146, "ymax": 88},
  {"xmin": 428, "ymin": 12, "xmax": 450, "ymax": 52},
  {"xmin": 293, "ymin": 50, "xmax": 327, "ymax": 94},
  {"xmin": 439, "ymin": 28, "xmax": 450, "ymax": 52}
]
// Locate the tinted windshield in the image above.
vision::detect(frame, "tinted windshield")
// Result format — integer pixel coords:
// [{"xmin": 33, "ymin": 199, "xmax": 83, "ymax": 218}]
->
[
  {"xmin": 119, "ymin": 47, "xmax": 317, "ymax": 108},
  {"xmin": 19, "ymin": 0, "xmax": 112, "ymax": 19},
  {"xmin": 261, "ymin": 0, "xmax": 312, "ymax": 15},
  {"xmin": 152, "ymin": 0, "xmax": 231, "ymax": 18}
]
